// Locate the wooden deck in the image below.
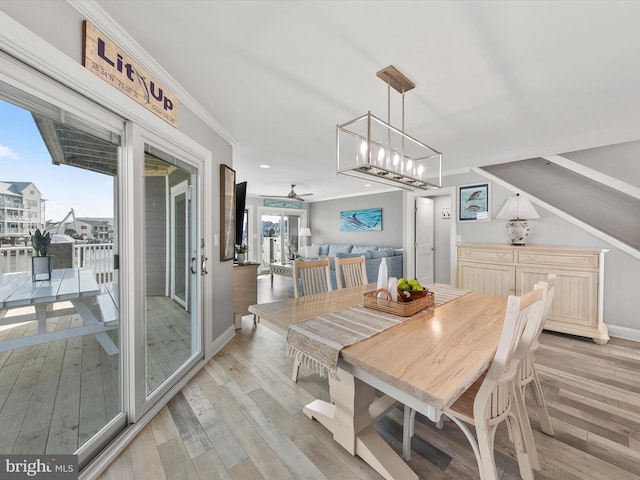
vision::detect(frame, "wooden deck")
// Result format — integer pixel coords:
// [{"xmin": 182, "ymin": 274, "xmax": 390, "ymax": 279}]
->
[
  {"xmin": 0, "ymin": 294, "xmax": 191, "ymax": 455},
  {"xmin": 98, "ymin": 275, "xmax": 640, "ymax": 480}
]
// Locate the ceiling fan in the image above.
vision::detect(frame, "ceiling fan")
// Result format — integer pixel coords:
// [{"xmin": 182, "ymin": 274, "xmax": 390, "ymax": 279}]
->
[{"xmin": 261, "ymin": 184, "xmax": 313, "ymax": 202}]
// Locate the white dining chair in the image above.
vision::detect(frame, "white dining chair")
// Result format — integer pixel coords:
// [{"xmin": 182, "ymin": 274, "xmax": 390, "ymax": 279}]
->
[
  {"xmin": 519, "ymin": 273, "xmax": 556, "ymax": 435},
  {"xmin": 404, "ymin": 282, "xmax": 547, "ymax": 480},
  {"xmin": 510, "ymin": 273, "xmax": 557, "ymax": 470},
  {"xmin": 291, "ymin": 258, "xmax": 332, "ymax": 381},
  {"xmin": 335, "ymin": 255, "xmax": 368, "ymax": 289}
]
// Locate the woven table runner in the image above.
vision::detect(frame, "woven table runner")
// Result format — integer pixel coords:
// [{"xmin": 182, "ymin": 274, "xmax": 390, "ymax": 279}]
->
[{"xmin": 286, "ymin": 283, "xmax": 470, "ymax": 378}]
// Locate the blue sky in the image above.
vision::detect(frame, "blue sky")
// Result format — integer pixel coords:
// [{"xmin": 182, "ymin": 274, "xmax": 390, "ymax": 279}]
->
[{"xmin": 0, "ymin": 100, "xmax": 114, "ymax": 221}]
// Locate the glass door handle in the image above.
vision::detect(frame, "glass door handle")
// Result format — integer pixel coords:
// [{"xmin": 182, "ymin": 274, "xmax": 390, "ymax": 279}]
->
[{"xmin": 191, "ymin": 257, "xmax": 197, "ymax": 274}]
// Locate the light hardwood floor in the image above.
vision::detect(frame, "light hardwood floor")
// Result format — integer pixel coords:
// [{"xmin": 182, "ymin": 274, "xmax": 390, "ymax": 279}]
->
[{"xmin": 98, "ymin": 276, "xmax": 640, "ymax": 480}]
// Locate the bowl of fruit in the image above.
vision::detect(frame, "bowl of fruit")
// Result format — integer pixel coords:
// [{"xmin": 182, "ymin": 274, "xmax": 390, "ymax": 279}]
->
[{"xmin": 396, "ymin": 278, "xmax": 429, "ymax": 302}]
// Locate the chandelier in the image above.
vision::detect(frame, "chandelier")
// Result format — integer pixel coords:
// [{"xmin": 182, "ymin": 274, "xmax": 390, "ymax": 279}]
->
[{"xmin": 336, "ymin": 65, "xmax": 442, "ymax": 190}]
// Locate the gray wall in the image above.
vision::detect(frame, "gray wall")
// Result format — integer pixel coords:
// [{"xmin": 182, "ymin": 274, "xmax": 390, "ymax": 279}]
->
[{"xmin": 309, "ymin": 191, "xmax": 403, "ymax": 248}]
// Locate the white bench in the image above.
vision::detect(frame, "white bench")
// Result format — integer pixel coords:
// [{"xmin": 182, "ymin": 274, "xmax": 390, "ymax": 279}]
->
[{"xmin": 97, "ymin": 283, "xmax": 119, "ymax": 324}]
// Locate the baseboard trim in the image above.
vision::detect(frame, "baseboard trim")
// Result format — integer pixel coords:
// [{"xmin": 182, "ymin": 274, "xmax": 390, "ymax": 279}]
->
[{"xmin": 607, "ymin": 324, "xmax": 640, "ymax": 343}]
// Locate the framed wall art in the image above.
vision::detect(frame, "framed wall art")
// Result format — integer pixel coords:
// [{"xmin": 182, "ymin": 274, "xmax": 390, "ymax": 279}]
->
[
  {"xmin": 458, "ymin": 182, "xmax": 491, "ymax": 222},
  {"xmin": 340, "ymin": 208, "xmax": 382, "ymax": 232},
  {"xmin": 220, "ymin": 164, "xmax": 236, "ymax": 261}
]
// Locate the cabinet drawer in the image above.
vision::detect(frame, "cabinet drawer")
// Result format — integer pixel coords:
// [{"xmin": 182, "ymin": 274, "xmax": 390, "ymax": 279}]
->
[
  {"xmin": 458, "ymin": 248, "xmax": 514, "ymax": 263},
  {"xmin": 516, "ymin": 251, "xmax": 598, "ymax": 268}
]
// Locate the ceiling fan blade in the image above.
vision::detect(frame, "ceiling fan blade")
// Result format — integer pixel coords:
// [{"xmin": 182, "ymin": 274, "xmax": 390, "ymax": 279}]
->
[
  {"xmin": 260, "ymin": 194, "xmax": 291, "ymax": 199},
  {"xmin": 297, "ymin": 193, "xmax": 313, "ymax": 197}
]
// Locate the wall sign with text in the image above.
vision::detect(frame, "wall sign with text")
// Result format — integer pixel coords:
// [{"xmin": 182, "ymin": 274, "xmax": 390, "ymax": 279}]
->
[{"xmin": 82, "ymin": 21, "xmax": 179, "ymax": 127}]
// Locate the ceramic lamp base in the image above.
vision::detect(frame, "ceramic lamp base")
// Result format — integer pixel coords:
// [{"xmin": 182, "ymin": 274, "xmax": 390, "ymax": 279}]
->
[{"xmin": 505, "ymin": 219, "xmax": 530, "ymax": 246}]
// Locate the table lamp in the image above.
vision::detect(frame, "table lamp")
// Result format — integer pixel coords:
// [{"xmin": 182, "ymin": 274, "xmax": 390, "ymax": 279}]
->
[
  {"xmin": 299, "ymin": 227, "xmax": 312, "ymax": 258},
  {"xmin": 496, "ymin": 193, "xmax": 539, "ymax": 245}
]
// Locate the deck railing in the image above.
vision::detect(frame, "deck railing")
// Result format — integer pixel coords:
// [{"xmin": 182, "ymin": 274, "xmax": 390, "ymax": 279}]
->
[{"xmin": 0, "ymin": 243, "xmax": 115, "ymax": 283}]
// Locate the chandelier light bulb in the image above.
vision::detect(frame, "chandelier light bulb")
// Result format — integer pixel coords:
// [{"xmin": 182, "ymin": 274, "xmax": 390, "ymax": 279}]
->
[
  {"xmin": 417, "ymin": 164, "xmax": 424, "ymax": 178},
  {"xmin": 360, "ymin": 140, "xmax": 368, "ymax": 157},
  {"xmin": 393, "ymin": 153, "xmax": 400, "ymax": 165},
  {"xmin": 378, "ymin": 147, "xmax": 385, "ymax": 163}
]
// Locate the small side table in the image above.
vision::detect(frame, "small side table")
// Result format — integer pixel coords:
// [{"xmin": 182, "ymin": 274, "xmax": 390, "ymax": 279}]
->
[
  {"xmin": 270, "ymin": 262, "xmax": 294, "ymax": 286},
  {"xmin": 233, "ymin": 262, "xmax": 259, "ymax": 329}
]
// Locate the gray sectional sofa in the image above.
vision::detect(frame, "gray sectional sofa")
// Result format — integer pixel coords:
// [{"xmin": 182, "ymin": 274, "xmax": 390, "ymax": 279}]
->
[{"xmin": 309, "ymin": 243, "xmax": 403, "ymax": 290}]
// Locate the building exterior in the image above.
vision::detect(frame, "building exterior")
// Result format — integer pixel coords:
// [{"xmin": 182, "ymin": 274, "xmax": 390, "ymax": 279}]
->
[
  {"xmin": 77, "ymin": 217, "xmax": 114, "ymax": 242},
  {"xmin": 45, "ymin": 212, "xmax": 115, "ymax": 243},
  {"xmin": 0, "ymin": 181, "xmax": 45, "ymax": 245}
]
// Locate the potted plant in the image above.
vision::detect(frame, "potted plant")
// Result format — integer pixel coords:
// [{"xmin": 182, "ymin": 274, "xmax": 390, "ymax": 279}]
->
[
  {"xmin": 30, "ymin": 228, "xmax": 52, "ymax": 281},
  {"xmin": 235, "ymin": 244, "xmax": 248, "ymax": 263}
]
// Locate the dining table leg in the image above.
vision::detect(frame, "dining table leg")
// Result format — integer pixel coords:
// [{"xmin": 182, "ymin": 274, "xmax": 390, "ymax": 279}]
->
[{"xmin": 303, "ymin": 366, "xmax": 418, "ymax": 480}]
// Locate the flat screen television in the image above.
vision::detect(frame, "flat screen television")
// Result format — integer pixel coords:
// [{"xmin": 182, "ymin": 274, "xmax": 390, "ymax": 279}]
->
[{"xmin": 235, "ymin": 181, "xmax": 247, "ymax": 246}]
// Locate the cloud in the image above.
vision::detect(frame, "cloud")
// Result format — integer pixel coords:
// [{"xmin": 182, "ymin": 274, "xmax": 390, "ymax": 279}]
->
[{"xmin": 0, "ymin": 144, "xmax": 19, "ymax": 160}]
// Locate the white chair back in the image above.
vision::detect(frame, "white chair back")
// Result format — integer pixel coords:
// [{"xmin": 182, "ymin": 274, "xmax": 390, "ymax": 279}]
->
[
  {"xmin": 474, "ymin": 282, "xmax": 546, "ymax": 426},
  {"xmin": 293, "ymin": 258, "xmax": 331, "ymax": 298},
  {"xmin": 335, "ymin": 255, "xmax": 368, "ymax": 289}
]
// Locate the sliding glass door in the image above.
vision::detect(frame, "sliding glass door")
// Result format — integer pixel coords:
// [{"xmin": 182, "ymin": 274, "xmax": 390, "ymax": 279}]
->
[
  {"xmin": 0, "ymin": 79, "xmax": 125, "ymax": 466},
  {"xmin": 259, "ymin": 208, "xmax": 306, "ymax": 271}
]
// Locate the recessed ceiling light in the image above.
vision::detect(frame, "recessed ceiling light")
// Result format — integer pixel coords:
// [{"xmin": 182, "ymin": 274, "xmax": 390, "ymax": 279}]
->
[
  {"xmin": 259, "ymin": 164, "xmax": 270, "ymax": 169},
  {"xmin": 364, "ymin": 184, "xmax": 371, "ymax": 187}
]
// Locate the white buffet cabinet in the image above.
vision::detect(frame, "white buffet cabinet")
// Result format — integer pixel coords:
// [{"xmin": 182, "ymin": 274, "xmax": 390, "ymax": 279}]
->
[{"xmin": 456, "ymin": 243, "xmax": 609, "ymax": 344}]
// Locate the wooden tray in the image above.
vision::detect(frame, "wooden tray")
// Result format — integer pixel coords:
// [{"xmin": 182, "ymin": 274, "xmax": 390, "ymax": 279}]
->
[{"xmin": 363, "ymin": 288, "xmax": 434, "ymax": 317}]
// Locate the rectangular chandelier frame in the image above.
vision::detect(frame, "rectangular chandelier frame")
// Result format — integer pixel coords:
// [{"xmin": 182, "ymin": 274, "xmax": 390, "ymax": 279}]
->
[{"xmin": 336, "ymin": 111, "xmax": 442, "ymax": 190}]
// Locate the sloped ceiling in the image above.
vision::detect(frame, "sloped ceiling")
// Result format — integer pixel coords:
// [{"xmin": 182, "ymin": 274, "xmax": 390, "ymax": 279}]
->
[
  {"xmin": 481, "ymin": 158, "xmax": 640, "ymax": 251},
  {"xmin": 562, "ymin": 140, "xmax": 640, "ymax": 189}
]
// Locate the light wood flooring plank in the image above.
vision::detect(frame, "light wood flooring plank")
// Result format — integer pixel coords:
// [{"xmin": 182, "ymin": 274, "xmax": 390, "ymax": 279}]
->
[
  {"xmin": 191, "ymin": 448, "xmax": 234, "ymax": 480},
  {"xmin": 181, "ymin": 381, "xmax": 248, "ymax": 469},
  {"xmin": 156, "ymin": 436, "xmax": 200, "ymax": 480},
  {"xmin": 96, "ymin": 449, "xmax": 134, "ymax": 480},
  {"xmin": 150, "ymin": 405, "xmax": 180, "ymax": 446},
  {"xmin": 195, "ymin": 376, "xmax": 296, "ymax": 480},
  {"xmin": 222, "ymin": 379, "xmax": 328, "ymax": 480},
  {"xmin": 166, "ymin": 391, "xmax": 213, "ymax": 459},
  {"xmin": 128, "ymin": 425, "xmax": 168, "ymax": 480},
  {"xmin": 248, "ymin": 387, "xmax": 381, "ymax": 480}
]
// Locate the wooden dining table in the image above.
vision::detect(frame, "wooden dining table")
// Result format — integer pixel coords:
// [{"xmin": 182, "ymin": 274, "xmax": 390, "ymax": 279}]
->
[{"xmin": 249, "ymin": 283, "xmax": 507, "ymax": 480}]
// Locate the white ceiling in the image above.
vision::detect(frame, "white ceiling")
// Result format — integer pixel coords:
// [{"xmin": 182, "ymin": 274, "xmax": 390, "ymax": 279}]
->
[{"xmin": 95, "ymin": 1, "xmax": 640, "ymax": 202}]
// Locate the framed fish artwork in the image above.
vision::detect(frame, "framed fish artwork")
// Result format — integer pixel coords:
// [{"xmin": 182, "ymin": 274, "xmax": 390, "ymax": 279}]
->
[
  {"xmin": 340, "ymin": 208, "xmax": 382, "ymax": 232},
  {"xmin": 458, "ymin": 183, "xmax": 491, "ymax": 222}
]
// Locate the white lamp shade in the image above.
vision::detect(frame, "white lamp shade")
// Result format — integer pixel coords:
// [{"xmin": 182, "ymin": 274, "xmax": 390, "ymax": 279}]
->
[
  {"xmin": 299, "ymin": 227, "xmax": 312, "ymax": 237},
  {"xmin": 496, "ymin": 194, "xmax": 539, "ymax": 220}
]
